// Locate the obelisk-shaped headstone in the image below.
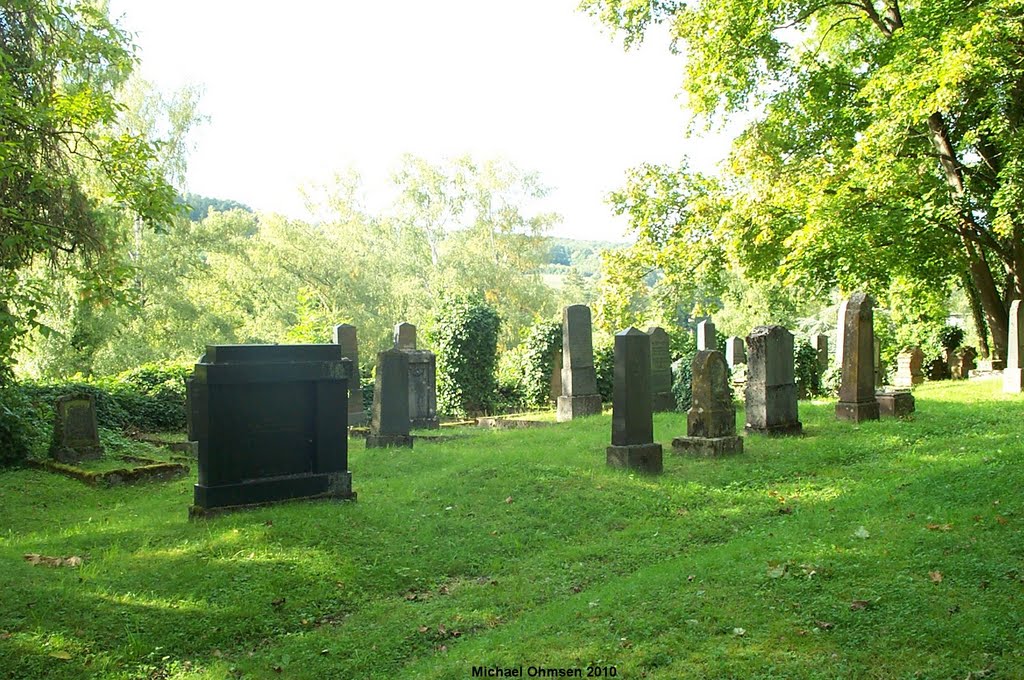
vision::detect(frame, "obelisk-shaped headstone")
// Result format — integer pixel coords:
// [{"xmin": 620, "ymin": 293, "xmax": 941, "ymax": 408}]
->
[
  {"xmin": 696, "ymin": 319, "xmax": 717, "ymax": 351},
  {"xmin": 333, "ymin": 323, "xmax": 366, "ymax": 426},
  {"xmin": 836, "ymin": 293, "xmax": 879, "ymax": 422},
  {"xmin": 367, "ymin": 349, "xmax": 413, "ymax": 448},
  {"xmin": 647, "ymin": 326, "xmax": 675, "ymax": 412},
  {"xmin": 672, "ymin": 350, "xmax": 743, "ymax": 456},
  {"xmin": 607, "ymin": 328, "xmax": 663, "ymax": 473},
  {"xmin": 1004, "ymin": 300, "xmax": 1024, "ymax": 392},
  {"xmin": 745, "ymin": 325, "xmax": 802, "ymax": 435},
  {"xmin": 725, "ymin": 336, "xmax": 746, "ymax": 367},
  {"xmin": 556, "ymin": 305, "xmax": 602, "ymax": 421}
]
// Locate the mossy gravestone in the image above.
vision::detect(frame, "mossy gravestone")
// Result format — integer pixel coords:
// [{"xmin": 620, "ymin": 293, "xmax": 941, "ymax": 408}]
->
[
  {"xmin": 607, "ymin": 328, "xmax": 663, "ymax": 474},
  {"xmin": 556, "ymin": 305, "xmax": 602, "ymax": 421},
  {"xmin": 672, "ymin": 351, "xmax": 743, "ymax": 456},
  {"xmin": 50, "ymin": 393, "xmax": 103, "ymax": 463},
  {"xmin": 393, "ymin": 322, "xmax": 439, "ymax": 430},
  {"xmin": 1005, "ymin": 300, "xmax": 1024, "ymax": 393},
  {"xmin": 647, "ymin": 326, "xmax": 675, "ymax": 412},
  {"xmin": 836, "ymin": 292, "xmax": 879, "ymax": 423},
  {"xmin": 744, "ymin": 325, "xmax": 801, "ymax": 436},
  {"xmin": 333, "ymin": 323, "xmax": 366, "ymax": 426},
  {"xmin": 367, "ymin": 348, "xmax": 413, "ymax": 449}
]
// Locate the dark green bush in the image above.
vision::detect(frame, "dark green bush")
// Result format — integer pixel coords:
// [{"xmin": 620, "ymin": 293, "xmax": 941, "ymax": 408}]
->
[
  {"xmin": 0, "ymin": 386, "xmax": 40, "ymax": 466},
  {"xmin": 593, "ymin": 338, "xmax": 614, "ymax": 403},
  {"xmin": 671, "ymin": 353, "xmax": 695, "ymax": 412},
  {"xmin": 520, "ymin": 320, "xmax": 562, "ymax": 409},
  {"xmin": 430, "ymin": 297, "xmax": 500, "ymax": 417},
  {"xmin": 939, "ymin": 324, "xmax": 965, "ymax": 350},
  {"xmin": 794, "ymin": 340, "xmax": 822, "ymax": 397}
]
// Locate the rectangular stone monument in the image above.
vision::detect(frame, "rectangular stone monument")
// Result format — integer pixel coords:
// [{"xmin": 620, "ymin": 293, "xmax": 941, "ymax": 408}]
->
[
  {"xmin": 744, "ymin": 325, "xmax": 802, "ymax": 435},
  {"xmin": 836, "ymin": 293, "xmax": 880, "ymax": 422},
  {"xmin": 549, "ymin": 348, "xmax": 562, "ymax": 404},
  {"xmin": 556, "ymin": 305, "xmax": 603, "ymax": 421},
  {"xmin": 894, "ymin": 347, "xmax": 925, "ymax": 388},
  {"xmin": 333, "ymin": 323, "xmax": 366, "ymax": 426},
  {"xmin": 951, "ymin": 346, "xmax": 977, "ymax": 379},
  {"xmin": 672, "ymin": 350, "xmax": 743, "ymax": 456},
  {"xmin": 725, "ymin": 336, "xmax": 746, "ymax": 367},
  {"xmin": 696, "ymin": 319, "xmax": 717, "ymax": 351},
  {"xmin": 394, "ymin": 322, "xmax": 416, "ymax": 350},
  {"xmin": 190, "ymin": 344, "xmax": 354, "ymax": 513},
  {"xmin": 876, "ymin": 388, "xmax": 916, "ymax": 418},
  {"xmin": 647, "ymin": 326, "xmax": 675, "ymax": 412},
  {"xmin": 1004, "ymin": 300, "xmax": 1024, "ymax": 392},
  {"xmin": 813, "ymin": 334, "xmax": 829, "ymax": 374},
  {"xmin": 49, "ymin": 393, "xmax": 103, "ymax": 463},
  {"xmin": 367, "ymin": 348, "xmax": 413, "ymax": 448},
  {"xmin": 607, "ymin": 328, "xmax": 663, "ymax": 473},
  {"xmin": 393, "ymin": 322, "xmax": 439, "ymax": 429},
  {"xmin": 835, "ymin": 300, "xmax": 848, "ymax": 368}
]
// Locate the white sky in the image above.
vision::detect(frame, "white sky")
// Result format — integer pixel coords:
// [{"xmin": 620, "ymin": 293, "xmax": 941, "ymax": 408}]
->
[{"xmin": 108, "ymin": 0, "xmax": 734, "ymax": 241}]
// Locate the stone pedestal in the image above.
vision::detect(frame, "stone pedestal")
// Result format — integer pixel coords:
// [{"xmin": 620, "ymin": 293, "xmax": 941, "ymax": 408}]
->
[
  {"xmin": 368, "ymin": 348, "xmax": 413, "ymax": 449},
  {"xmin": 672, "ymin": 350, "xmax": 743, "ymax": 456},
  {"xmin": 366, "ymin": 433, "xmax": 414, "ymax": 448},
  {"xmin": 557, "ymin": 394, "xmax": 602, "ymax": 420},
  {"xmin": 876, "ymin": 390, "xmax": 915, "ymax": 418},
  {"xmin": 556, "ymin": 305, "xmax": 602, "ymax": 421},
  {"xmin": 1005, "ymin": 300, "xmax": 1024, "ymax": 393},
  {"xmin": 606, "ymin": 443, "xmax": 663, "ymax": 473},
  {"xmin": 836, "ymin": 293, "xmax": 880, "ymax": 423},
  {"xmin": 744, "ymin": 325, "xmax": 802, "ymax": 436},
  {"xmin": 647, "ymin": 326, "xmax": 675, "ymax": 412}
]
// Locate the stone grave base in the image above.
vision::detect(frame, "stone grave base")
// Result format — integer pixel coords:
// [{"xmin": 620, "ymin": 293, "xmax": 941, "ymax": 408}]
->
[
  {"xmin": 1004, "ymin": 368, "xmax": 1024, "ymax": 393},
  {"xmin": 476, "ymin": 417, "xmax": 551, "ymax": 430},
  {"xmin": 745, "ymin": 421, "xmax": 803, "ymax": 436},
  {"xmin": 980, "ymin": 359, "xmax": 1006, "ymax": 372},
  {"xmin": 193, "ymin": 470, "xmax": 354, "ymax": 514},
  {"xmin": 556, "ymin": 394, "xmax": 602, "ymax": 421},
  {"xmin": 366, "ymin": 433, "xmax": 414, "ymax": 449},
  {"xmin": 671, "ymin": 435, "xmax": 743, "ymax": 457},
  {"xmin": 410, "ymin": 416, "xmax": 440, "ymax": 430},
  {"xmin": 606, "ymin": 443, "xmax": 663, "ymax": 473},
  {"xmin": 651, "ymin": 392, "xmax": 676, "ymax": 412},
  {"xmin": 50, "ymin": 444, "xmax": 103, "ymax": 465},
  {"xmin": 876, "ymin": 390, "xmax": 915, "ymax": 418},
  {"xmin": 835, "ymin": 399, "xmax": 880, "ymax": 423},
  {"xmin": 30, "ymin": 456, "xmax": 190, "ymax": 487}
]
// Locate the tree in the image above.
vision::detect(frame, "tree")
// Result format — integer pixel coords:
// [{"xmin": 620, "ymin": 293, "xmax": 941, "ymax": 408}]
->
[{"xmin": 583, "ymin": 0, "xmax": 1024, "ymax": 362}]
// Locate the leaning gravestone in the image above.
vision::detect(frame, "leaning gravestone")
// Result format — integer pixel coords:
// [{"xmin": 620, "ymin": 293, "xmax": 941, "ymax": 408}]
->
[
  {"xmin": 367, "ymin": 348, "xmax": 413, "ymax": 448},
  {"xmin": 836, "ymin": 293, "xmax": 880, "ymax": 422},
  {"xmin": 556, "ymin": 305, "xmax": 602, "ymax": 421},
  {"xmin": 894, "ymin": 347, "xmax": 925, "ymax": 388},
  {"xmin": 50, "ymin": 393, "xmax": 103, "ymax": 463},
  {"xmin": 725, "ymin": 336, "xmax": 746, "ymax": 367},
  {"xmin": 696, "ymin": 319, "xmax": 717, "ymax": 351},
  {"xmin": 744, "ymin": 325, "xmax": 802, "ymax": 435},
  {"xmin": 190, "ymin": 345, "xmax": 354, "ymax": 514},
  {"xmin": 647, "ymin": 326, "xmax": 675, "ymax": 412},
  {"xmin": 607, "ymin": 328, "xmax": 663, "ymax": 473},
  {"xmin": 333, "ymin": 324, "xmax": 366, "ymax": 426},
  {"xmin": 672, "ymin": 350, "xmax": 743, "ymax": 456},
  {"xmin": 1004, "ymin": 300, "xmax": 1024, "ymax": 392},
  {"xmin": 393, "ymin": 323, "xmax": 439, "ymax": 429}
]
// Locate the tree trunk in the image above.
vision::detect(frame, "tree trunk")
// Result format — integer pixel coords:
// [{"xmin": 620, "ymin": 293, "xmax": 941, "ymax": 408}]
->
[
  {"xmin": 961, "ymin": 270, "xmax": 990, "ymax": 358},
  {"xmin": 965, "ymin": 241, "xmax": 1008, "ymax": 364}
]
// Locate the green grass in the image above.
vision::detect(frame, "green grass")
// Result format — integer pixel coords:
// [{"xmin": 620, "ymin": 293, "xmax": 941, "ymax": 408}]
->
[{"xmin": 2, "ymin": 378, "xmax": 1023, "ymax": 679}]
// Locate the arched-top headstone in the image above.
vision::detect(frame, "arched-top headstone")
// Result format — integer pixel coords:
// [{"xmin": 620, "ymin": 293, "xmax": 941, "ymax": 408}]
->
[{"xmin": 671, "ymin": 350, "xmax": 743, "ymax": 456}]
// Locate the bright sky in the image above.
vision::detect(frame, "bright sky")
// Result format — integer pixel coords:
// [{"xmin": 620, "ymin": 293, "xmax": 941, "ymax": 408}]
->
[{"xmin": 108, "ymin": 0, "xmax": 733, "ymax": 242}]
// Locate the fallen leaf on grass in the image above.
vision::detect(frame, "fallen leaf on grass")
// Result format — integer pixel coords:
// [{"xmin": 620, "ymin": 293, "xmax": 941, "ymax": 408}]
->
[
  {"xmin": 732, "ymin": 627, "xmax": 746, "ymax": 637},
  {"xmin": 504, "ymin": 496, "xmax": 513, "ymax": 504},
  {"xmin": 929, "ymin": 571, "xmax": 943, "ymax": 583},
  {"xmin": 854, "ymin": 527, "xmax": 870, "ymax": 539},
  {"xmin": 418, "ymin": 626, "xmax": 429, "ymax": 633},
  {"xmin": 850, "ymin": 600, "xmax": 871, "ymax": 611},
  {"xmin": 23, "ymin": 554, "xmax": 83, "ymax": 568},
  {"xmin": 995, "ymin": 515, "xmax": 1009, "ymax": 525},
  {"xmin": 814, "ymin": 621, "xmax": 835, "ymax": 630},
  {"xmin": 767, "ymin": 563, "xmax": 788, "ymax": 579},
  {"xmin": 48, "ymin": 651, "xmax": 72, "ymax": 660},
  {"xmin": 926, "ymin": 523, "xmax": 952, "ymax": 531},
  {"xmin": 778, "ymin": 506, "xmax": 793, "ymax": 515}
]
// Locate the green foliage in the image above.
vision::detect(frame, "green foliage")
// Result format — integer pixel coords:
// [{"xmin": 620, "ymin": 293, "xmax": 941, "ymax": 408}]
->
[
  {"xmin": 821, "ymin": 365, "xmax": 843, "ymax": 397},
  {"xmin": 519, "ymin": 320, "xmax": 562, "ymax": 409},
  {"xmin": 179, "ymin": 193, "xmax": 252, "ymax": 221},
  {"xmin": 0, "ymin": 386, "xmax": 40, "ymax": 466},
  {"xmin": 939, "ymin": 325, "xmax": 966, "ymax": 351},
  {"xmin": 593, "ymin": 338, "xmax": 614, "ymax": 403},
  {"xmin": 794, "ymin": 340, "xmax": 822, "ymax": 397},
  {"xmin": 430, "ymin": 297, "xmax": 501, "ymax": 417},
  {"xmin": 670, "ymin": 354, "xmax": 694, "ymax": 412}
]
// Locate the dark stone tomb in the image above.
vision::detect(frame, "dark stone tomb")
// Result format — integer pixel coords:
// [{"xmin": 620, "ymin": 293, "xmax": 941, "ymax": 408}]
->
[
  {"xmin": 607, "ymin": 328, "xmax": 663, "ymax": 473},
  {"xmin": 50, "ymin": 393, "xmax": 103, "ymax": 463},
  {"xmin": 190, "ymin": 344, "xmax": 355, "ymax": 514},
  {"xmin": 367, "ymin": 348, "xmax": 414, "ymax": 448}
]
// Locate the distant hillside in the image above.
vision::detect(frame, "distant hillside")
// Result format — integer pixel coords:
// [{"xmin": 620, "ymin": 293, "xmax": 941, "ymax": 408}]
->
[
  {"xmin": 179, "ymin": 193, "xmax": 253, "ymax": 221},
  {"xmin": 542, "ymin": 238, "xmax": 625, "ymax": 279}
]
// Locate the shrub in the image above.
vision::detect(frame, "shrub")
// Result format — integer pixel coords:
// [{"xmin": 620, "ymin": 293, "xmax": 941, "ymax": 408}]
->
[
  {"xmin": 671, "ymin": 354, "xmax": 694, "ymax": 412},
  {"xmin": 430, "ymin": 297, "xmax": 500, "ymax": 417},
  {"xmin": 519, "ymin": 320, "xmax": 561, "ymax": 409},
  {"xmin": 794, "ymin": 340, "xmax": 822, "ymax": 397},
  {"xmin": 821, "ymin": 366, "xmax": 842, "ymax": 396},
  {"xmin": 939, "ymin": 324, "xmax": 965, "ymax": 351},
  {"xmin": 0, "ymin": 386, "xmax": 41, "ymax": 466},
  {"xmin": 593, "ymin": 338, "xmax": 614, "ymax": 403}
]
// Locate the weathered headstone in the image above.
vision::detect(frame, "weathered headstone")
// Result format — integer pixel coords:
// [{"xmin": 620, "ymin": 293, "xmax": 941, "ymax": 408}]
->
[
  {"xmin": 1004, "ymin": 300, "xmax": 1024, "ymax": 392},
  {"xmin": 696, "ymin": 319, "xmax": 717, "ymax": 352},
  {"xmin": 836, "ymin": 292, "xmax": 880, "ymax": 422},
  {"xmin": 876, "ymin": 388, "xmax": 916, "ymax": 418},
  {"xmin": 835, "ymin": 300, "xmax": 849, "ymax": 368},
  {"xmin": 744, "ymin": 325, "xmax": 802, "ymax": 435},
  {"xmin": 607, "ymin": 328, "xmax": 663, "ymax": 473},
  {"xmin": 549, "ymin": 348, "xmax": 563, "ymax": 404},
  {"xmin": 943, "ymin": 347, "xmax": 957, "ymax": 377},
  {"xmin": 190, "ymin": 345, "xmax": 354, "ymax": 514},
  {"xmin": 894, "ymin": 347, "xmax": 925, "ymax": 388},
  {"xmin": 556, "ymin": 305, "xmax": 602, "ymax": 421},
  {"xmin": 367, "ymin": 348, "xmax": 413, "ymax": 448},
  {"xmin": 49, "ymin": 393, "xmax": 103, "ymax": 463},
  {"xmin": 647, "ymin": 326, "xmax": 675, "ymax": 412},
  {"xmin": 333, "ymin": 323, "xmax": 366, "ymax": 426},
  {"xmin": 813, "ymin": 334, "xmax": 829, "ymax": 374},
  {"xmin": 672, "ymin": 351, "xmax": 743, "ymax": 456},
  {"xmin": 394, "ymin": 322, "xmax": 416, "ymax": 351},
  {"xmin": 725, "ymin": 336, "xmax": 746, "ymax": 367},
  {"xmin": 951, "ymin": 346, "xmax": 977, "ymax": 380},
  {"xmin": 874, "ymin": 337, "xmax": 883, "ymax": 388}
]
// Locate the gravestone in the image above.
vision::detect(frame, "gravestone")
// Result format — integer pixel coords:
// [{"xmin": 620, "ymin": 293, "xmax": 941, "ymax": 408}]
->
[
  {"xmin": 835, "ymin": 300, "xmax": 849, "ymax": 368},
  {"xmin": 556, "ymin": 305, "xmax": 602, "ymax": 421},
  {"xmin": 49, "ymin": 393, "xmax": 103, "ymax": 463},
  {"xmin": 393, "ymin": 323, "xmax": 439, "ymax": 429},
  {"xmin": 672, "ymin": 350, "xmax": 743, "ymax": 456},
  {"xmin": 647, "ymin": 326, "xmax": 675, "ymax": 412},
  {"xmin": 874, "ymin": 337, "xmax": 883, "ymax": 388},
  {"xmin": 367, "ymin": 348, "xmax": 413, "ymax": 448},
  {"xmin": 876, "ymin": 388, "xmax": 916, "ymax": 418},
  {"xmin": 725, "ymin": 336, "xmax": 746, "ymax": 367},
  {"xmin": 333, "ymin": 323, "xmax": 366, "ymax": 426},
  {"xmin": 894, "ymin": 347, "xmax": 925, "ymax": 388},
  {"xmin": 943, "ymin": 347, "xmax": 957, "ymax": 377},
  {"xmin": 549, "ymin": 348, "xmax": 563, "ymax": 404},
  {"xmin": 190, "ymin": 345, "xmax": 354, "ymax": 514},
  {"xmin": 607, "ymin": 328, "xmax": 663, "ymax": 473},
  {"xmin": 951, "ymin": 346, "xmax": 977, "ymax": 380},
  {"xmin": 744, "ymin": 325, "xmax": 802, "ymax": 436},
  {"xmin": 1004, "ymin": 300, "xmax": 1024, "ymax": 392},
  {"xmin": 696, "ymin": 319, "xmax": 717, "ymax": 352},
  {"xmin": 836, "ymin": 292, "xmax": 880, "ymax": 422},
  {"xmin": 813, "ymin": 334, "xmax": 829, "ymax": 374}
]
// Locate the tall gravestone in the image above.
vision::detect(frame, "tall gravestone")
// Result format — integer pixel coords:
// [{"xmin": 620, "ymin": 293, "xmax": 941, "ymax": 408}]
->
[
  {"xmin": 1004, "ymin": 300, "xmax": 1024, "ymax": 392},
  {"xmin": 836, "ymin": 293, "xmax": 880, "ymax": 422},
  {"xmin": 333, "ymin": 324, "xmax": 366, "ymax": 426},
  {"xmin": 951, "ymin": 346, "xmax": 977, "ymax": 380},
  {"xmin": 367, "ymin": 348, "xmax": 413, "ymax": 448},
  {"xmin": 813, "ymin": 334, "xmax": 829, "ymax": 374},
  {"xmin": 393, "ymin": 323, "xmax": 439, "ymax": 429},
  {"xmin": 607, "ymin": 328, "xmax": 663, "ymax": 473},
  {"xmin": 874, "ymin": 338, "xmax": 883, "ymax": 388},
  {"xmin": 725, "ymin": 336, "xmax": 745, "ymax": 367},
  {"xmin": 696, "ymin": 319, "xmax": 717, "ymax": 352},
  {"xmin": 190, "ymin": 345, "xmax": 354, "ymax": 514},
  {"xmin": 556, "ymin": 305, "xmax": 602, "ymax": 421},
  {"xmin": 49, "ymin": 393, "xmax": 103, "ymax": 463},
  {"xmin": 744, "ymin": 325, "xmax": 802, "ymax": 435},
  {"xmin": 647, "ymin": 326, "xmax": 675, "ymax": 412},
  {"xmin": 672, "ymin": 351, "xmax": 743, "ymax": 456},
  {"xmin": 835, "ymin": 300, "xmax": 849, "ymax": 368},
  {"xmin": 894, "ymin": 347, "xmax": 925, "ymax": 387},
  {"xmin": 549, "ymin": 349, "xmax": 563, "ymax": 404}
]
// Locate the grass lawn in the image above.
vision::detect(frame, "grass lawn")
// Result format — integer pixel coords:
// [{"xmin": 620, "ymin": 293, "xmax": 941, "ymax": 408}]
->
[{"xmin": 1, "ymin": 378, "xmax": 1022, "ymax": 679}]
